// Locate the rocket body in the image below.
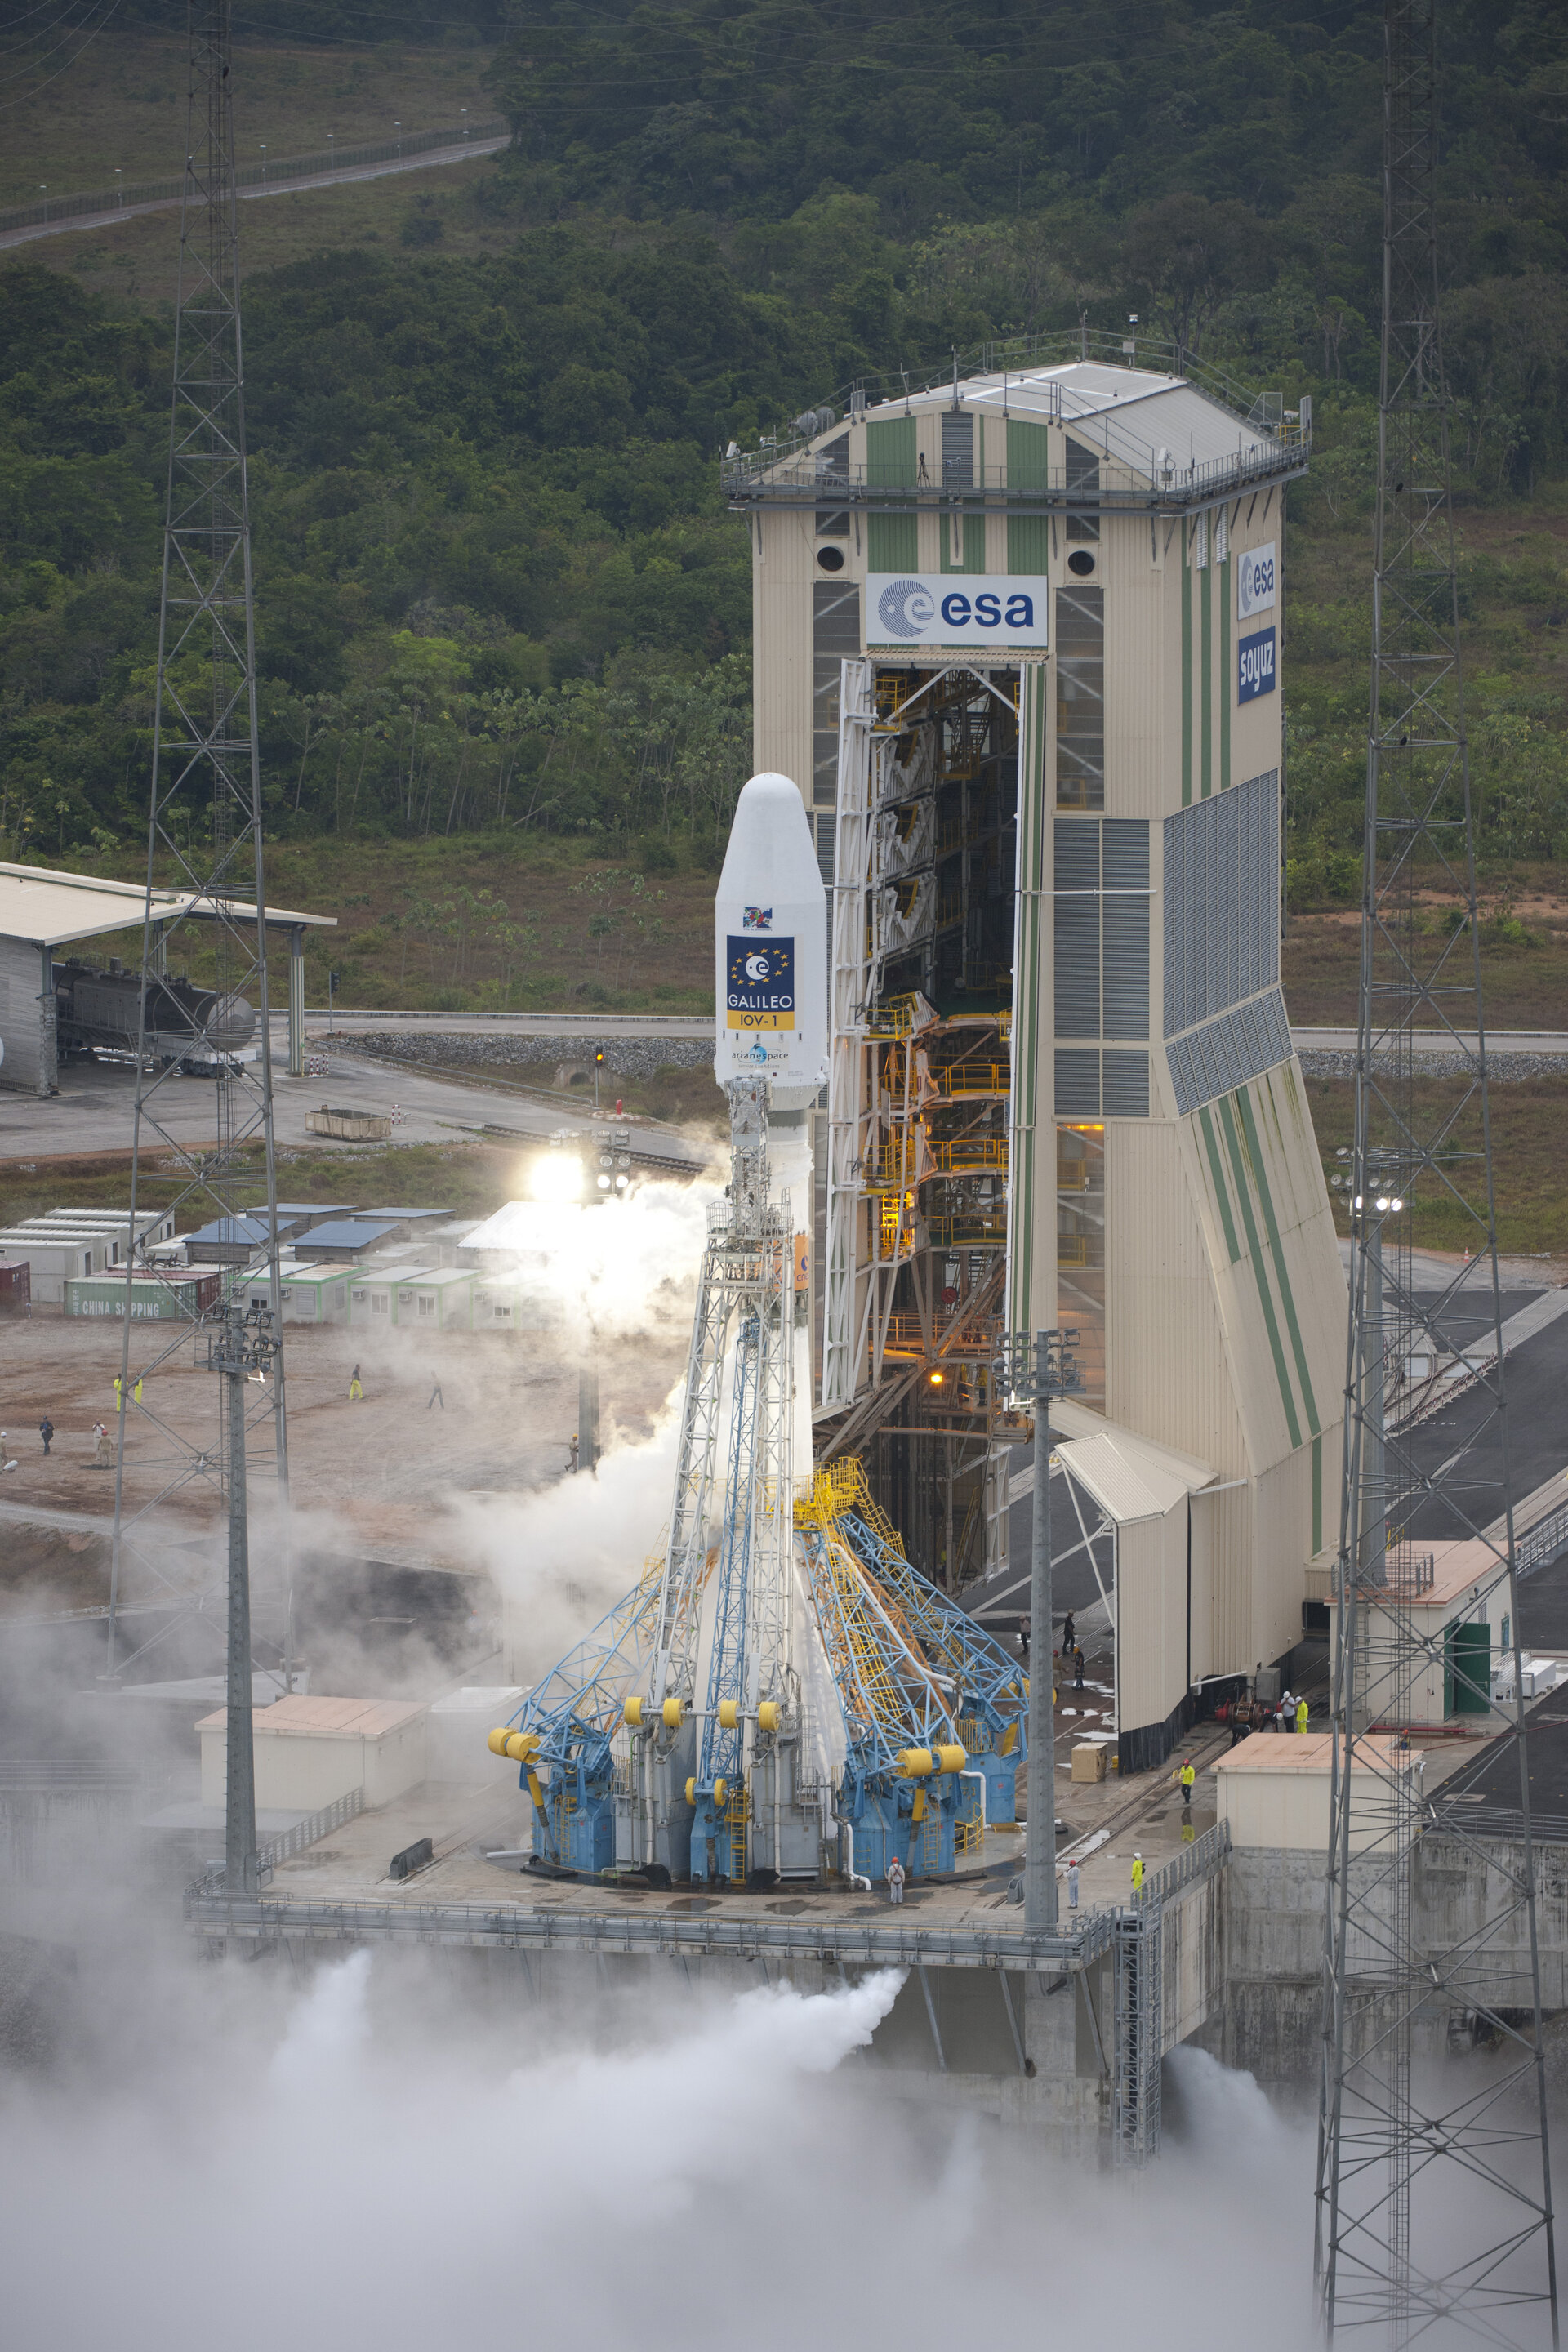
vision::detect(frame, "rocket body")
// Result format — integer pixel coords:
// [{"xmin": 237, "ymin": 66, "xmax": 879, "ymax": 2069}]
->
[
  {"xmin": 715, "ymin": 773, "xmax": 825, "ymax": 1469},
  {"xmin": 714, "ymin": 773, "xmax": 827, "ymax": 1112}
]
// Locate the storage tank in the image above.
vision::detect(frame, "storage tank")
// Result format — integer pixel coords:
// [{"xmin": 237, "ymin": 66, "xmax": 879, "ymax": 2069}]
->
[{"xmin": 54, "ymin": 960, "xmax": 256, "ymax": 1063}]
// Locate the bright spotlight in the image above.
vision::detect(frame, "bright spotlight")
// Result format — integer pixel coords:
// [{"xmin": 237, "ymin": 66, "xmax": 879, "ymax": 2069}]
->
[
  {"xmin": 613, "ymin": 1174, "xmax": 630, "ymax": 1192},
  {"xmin": 1390, "ymin": 1196, "xmax": 1404, "ymax": 1212},
  {"xmin": 928, "ymin": 1368, "xmax": 945, "ymax": 1387},
  {"xmin": 528, "ymin": 1152, "xmax": 583, "ymax": 1204},
  {"xmin": 596, "ymin": 1173, "xmax": 612, "ymax": 1191}
]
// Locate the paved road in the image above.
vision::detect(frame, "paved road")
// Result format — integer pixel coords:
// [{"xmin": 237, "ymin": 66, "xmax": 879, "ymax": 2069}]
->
[
  {"xmin": 0, "ymin": 135, "xmax": 508, "ymax": 252},
  {"xmin": 286, "ymin": 1010, "xmax": 714, "ymax": 1039},
  {"xmin": 0, "ymin": 1043, "xmax": 711, "ymax": 1172}
]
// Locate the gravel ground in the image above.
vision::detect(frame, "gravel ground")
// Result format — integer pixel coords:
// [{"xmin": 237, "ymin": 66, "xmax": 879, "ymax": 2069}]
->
[{"xmin": 352, "ymin": 1032, "xmax": 715, "ymax": 1080}]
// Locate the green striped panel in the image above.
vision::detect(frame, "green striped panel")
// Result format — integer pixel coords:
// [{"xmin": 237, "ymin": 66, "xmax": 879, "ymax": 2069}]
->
[
  {"xmin": 1197, "ymin": 1107, "xmax": 1241, "ymax": 1263},
  {"xmin": 866, "ymin": 416, "xmax": 915, "ymax": 487},
  {"xmin": 1218, "ymin": 1094, "xmax": 1302, "ymax": 1448},
  {"xmin": 1236, "ymin": 1086, "xmax": 1321, "ymax": 1436},
  {"xmin": 1007, "ymin": 420, "xmax": 1050, "ymax": 576},
  {"xmin": 1312, "ymin": 1433, "xmax": 1323, "ymax": 1554},
  {"xmin": 868, "ymin": 511, "xmax": 917, "ymax": 570}
]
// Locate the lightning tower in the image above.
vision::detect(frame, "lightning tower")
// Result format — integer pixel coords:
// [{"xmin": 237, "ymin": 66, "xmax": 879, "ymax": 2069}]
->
[
  {"xmin": 1315, "ymin": 0, "xmax": 1557, "ymax": 2336},
  {"xmin": 107, "ymin": 1, "xmax": 287, "ymax": 1898}
]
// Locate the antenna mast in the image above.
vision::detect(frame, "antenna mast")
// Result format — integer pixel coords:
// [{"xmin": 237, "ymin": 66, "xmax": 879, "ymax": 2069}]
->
[
  {"xmin": 108, "ymin": 0, "xmax": 289, "ymax": 1902},
  {"xmin": 1315, "ymin": 0, "xmax": 1556, "ymax": 2337}
]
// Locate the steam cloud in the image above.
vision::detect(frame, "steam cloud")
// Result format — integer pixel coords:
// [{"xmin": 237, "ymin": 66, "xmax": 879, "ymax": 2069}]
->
[{"xmin": 0, "ymin": 1944, "xmax": 1326, "ymax": 2352}]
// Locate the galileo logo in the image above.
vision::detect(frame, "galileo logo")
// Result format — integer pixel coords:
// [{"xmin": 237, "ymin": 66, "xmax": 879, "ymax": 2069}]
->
[
  {"xmin": 726, "ymin": 933, "xmax": 795, "ymax": 1031},
  {"xmin": 867, "ymin": 572, "xmax": 1049, "ymax": 650}
]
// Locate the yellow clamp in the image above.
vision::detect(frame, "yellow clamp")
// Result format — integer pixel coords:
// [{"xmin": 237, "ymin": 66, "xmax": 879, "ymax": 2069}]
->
[
  {"xmin": 719, "ymin": 1699, "xmax": 738, "ymax": 1731},
  {"xmin": 624, "ymin": 1696, "xmax": 644, "ymax": 1727},
  {"xmin": 662, "ymin": 1697, "xmax": 684, "ymax": 1730}
]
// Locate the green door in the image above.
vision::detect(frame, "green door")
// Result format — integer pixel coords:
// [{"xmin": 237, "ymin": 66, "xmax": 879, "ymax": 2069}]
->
[{"xmin": 1445, "ymin": 1619, "xmax": 1491, "ymax": 1717}]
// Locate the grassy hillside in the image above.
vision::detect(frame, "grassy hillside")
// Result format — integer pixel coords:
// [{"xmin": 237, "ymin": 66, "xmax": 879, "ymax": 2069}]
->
[{"xmin": 0, "ymin": 30, "xmax": 496, "ymax": 208}]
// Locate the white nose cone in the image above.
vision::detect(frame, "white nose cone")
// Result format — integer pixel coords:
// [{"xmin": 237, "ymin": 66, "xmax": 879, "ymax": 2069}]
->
[{"xmin": 715, "ymin": 773, "xmax": 827, "ymax": 1109}]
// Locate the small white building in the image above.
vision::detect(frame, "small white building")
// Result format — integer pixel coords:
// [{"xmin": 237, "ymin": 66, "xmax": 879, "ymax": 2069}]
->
[
  {"xmin": 350, "ymin": 1263, "xmax": 430, "ymax": 1326},
  {"xmin": 394, "ymin": 1267, "xmax": 474, "ymax": 1330},
  {"xmin": 197, "ymin": 1694, "xmax": 430, "ymax": 1812},
  {"xmin": 244, "ymin": 1260, "xmax": 355, "ymax": 1325},
  {"xmin": 0, "ymin": 1227, "xmax": 109, "ymax": 1301},
  {"xmin": 1214, "ymin": 1731, "xmax": 1420, "ymax": 1852}
]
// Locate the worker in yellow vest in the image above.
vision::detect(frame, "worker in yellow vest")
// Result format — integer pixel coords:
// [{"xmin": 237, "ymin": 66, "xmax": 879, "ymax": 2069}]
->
[
  {"xmin": 1131, "ymin": 1851, "xmax": 1144, "ymax": 1895},
  {"xmin": 1178, "ymin": 1757, "xmax": 1196, "ymax": 1804},
  {"xmin": 1296, "ymin": 1694, "xmax": 1309, "ymax": 1735}
]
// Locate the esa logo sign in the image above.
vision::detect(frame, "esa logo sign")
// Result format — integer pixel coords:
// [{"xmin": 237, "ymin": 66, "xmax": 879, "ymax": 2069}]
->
[
  {"xmin": 726, "ymin": 933, "xmax": 795, "ymax": 1031},
  {"xmin": 1237, "ymin": 626, "xmax": 1276, "ymax": 703},
  {"xmin": 1236, "ymin": 541, "xmax": 1276, "ymax": 621},
  {"xmin": 868, "ymin": 573, "xmax": 1049, "ymax": 650}
]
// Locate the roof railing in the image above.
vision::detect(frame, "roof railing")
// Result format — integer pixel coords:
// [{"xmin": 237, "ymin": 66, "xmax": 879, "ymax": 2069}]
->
[{"xmin": 725, "ymin": 326, "xmax": 1307, "ymax": 506}]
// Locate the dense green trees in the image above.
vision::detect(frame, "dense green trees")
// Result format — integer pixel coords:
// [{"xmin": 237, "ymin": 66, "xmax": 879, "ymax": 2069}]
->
[{"xmin": 1, "ymin": 1, "xmax": 1565, "ymax": 873}]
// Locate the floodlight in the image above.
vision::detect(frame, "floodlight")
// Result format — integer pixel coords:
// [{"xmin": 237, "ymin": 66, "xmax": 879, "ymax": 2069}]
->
[{"xmin": 528, "ymin": 1152, "xmax": 583, "ymax": 1203}]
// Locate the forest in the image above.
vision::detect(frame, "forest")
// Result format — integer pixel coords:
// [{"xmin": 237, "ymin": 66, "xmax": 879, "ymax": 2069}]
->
[{"xmin": 0, "ymin": 0, "xmax": 1565, "ymax": 907}]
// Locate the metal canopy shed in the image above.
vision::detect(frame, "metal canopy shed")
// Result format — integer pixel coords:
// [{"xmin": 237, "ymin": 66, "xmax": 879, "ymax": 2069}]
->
[{"xmin": 0, "ymin": 858, "xmax": 335, "ymax": 1095}]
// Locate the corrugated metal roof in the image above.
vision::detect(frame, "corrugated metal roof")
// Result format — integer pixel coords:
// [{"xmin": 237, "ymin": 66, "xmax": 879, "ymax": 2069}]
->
[
  {"xmin": 0, "ymin": 858, "xmax": 334, "ymax": 947},
  {"xmin": 877, "ymin": 359, "xmax": 1273, "ymax": 478},
  {"xmin": 293, "ymin": 1217, "xmax": 403, "ymax": 1249}
]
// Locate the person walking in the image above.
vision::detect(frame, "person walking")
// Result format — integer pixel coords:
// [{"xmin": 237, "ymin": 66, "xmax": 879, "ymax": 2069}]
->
[
  {"xmin": 93, "ymin": 1421, "xmax": 113, "ymax": 1467},
  {"xmin": 1229, "ymin": 1705, "xmax": 1249, "ymax": 1748},
  {"xmin": 568, "ymin": 1432, "xmax": 581, "ymax": 1475},
  {"xmin": 348, "ymin": 1363, "xmax": 363, "ymax": 1402},
  {"xmin": 428, "ymin": 1374, "xmax": 444, "ymax": 1410},
  {"xmin": 132, "ymin": 1376, "xmax": 143, "ymax": 1406},
  {"xmin": 1276, "ymin": 1690, "xmax": 1292, "ymax": 1731},
  {"xmin": 887, "ymin": 1854, "xmax": 906, "ymax": 1906},
  {"xmin": 1062, "ymin": 1610, "xmax": 1075, "ymax": 1658},
  {"xmin": 1018, "ymin": 1619, "xmax": 1029, "ymax": 1664},
  {"xmin": 1067, "ymin": 1859, "xmax": 1080, "ymax": 1913},
  {"xmin": 1178, "ymin": 1756, "xmax": 1196, "ymax": 1806},
  {"xmin": 1073, "ymin": 1645, "xmax": 1085, "ymax": 1689},
  {"xmin": 38, "ymin": 1417, "xmax": 54, "ymax": 1456},
  {"xmin": 1131, "ymin": 1851, "xmax": 1144, "ymax": 1895},
  {"xmin": 112, "ymin": 1374, "xmax": 122, "ymax": 1414},
  {"xmin": 1296, "ymin": 1693, "xmax": 1310, "ymax": 1735}
]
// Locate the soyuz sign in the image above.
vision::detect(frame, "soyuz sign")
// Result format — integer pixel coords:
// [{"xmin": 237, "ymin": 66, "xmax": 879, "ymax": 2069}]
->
[
  {"xmin": 1237, "ymin": 626, "xmax": 1276, "ymax": 703},
  {"xmin": 867, "ymin": 573, "xmax": 1049, "ymax": 650}
]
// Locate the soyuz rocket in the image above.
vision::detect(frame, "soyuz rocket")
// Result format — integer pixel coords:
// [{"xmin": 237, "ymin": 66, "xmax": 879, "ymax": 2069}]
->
[{"xmin": 713, "ymin": 772, "xmax": 828, "ymax": 1466}]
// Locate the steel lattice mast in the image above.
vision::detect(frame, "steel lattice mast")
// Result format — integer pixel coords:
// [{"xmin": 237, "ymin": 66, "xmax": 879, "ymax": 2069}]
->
[
  {"xmin": 1315, "ymin": 1, "xmax": 1556, "ymax": 2339},
  {"xmin": 107, "ymin": 1, "xmax": 289, "ymax": 1833}
]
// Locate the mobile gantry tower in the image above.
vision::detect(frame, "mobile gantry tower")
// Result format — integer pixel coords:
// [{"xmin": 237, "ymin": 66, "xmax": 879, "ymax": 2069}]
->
[{"xmin": 729, "ymin": 344, "xmax": 1345, "ymax": 1774}]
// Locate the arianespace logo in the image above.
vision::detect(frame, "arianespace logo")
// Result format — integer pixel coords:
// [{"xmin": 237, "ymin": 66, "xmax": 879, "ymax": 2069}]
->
[
  {"xmin": 868, "ymin": 572, "xmax": 1049, "ymax": 650},
  {"xmin": 726, "ymin": 933, "xmax": 795, "ymax": 1031}
]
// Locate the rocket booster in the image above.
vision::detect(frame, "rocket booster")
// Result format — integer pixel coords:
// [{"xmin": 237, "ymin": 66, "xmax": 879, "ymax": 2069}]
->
[{"xmin": 714, "ymin": 773, "xmax": 827, "ymax": 1113}]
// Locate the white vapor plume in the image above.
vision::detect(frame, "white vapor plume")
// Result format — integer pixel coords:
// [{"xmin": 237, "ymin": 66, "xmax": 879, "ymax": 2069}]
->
[{"xmin": 0, "ymin": 1942, "xmax": 1335, "ymax": 2352}]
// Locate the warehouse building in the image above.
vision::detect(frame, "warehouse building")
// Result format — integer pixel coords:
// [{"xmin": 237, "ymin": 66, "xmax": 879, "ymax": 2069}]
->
[
  {"xmin": 0, "ymin": 859, "xmax": 334, "ymax": 1093},
  {"xmin": 726, "ymin": 340, "xmax": 1341, "ymax": 1768}
]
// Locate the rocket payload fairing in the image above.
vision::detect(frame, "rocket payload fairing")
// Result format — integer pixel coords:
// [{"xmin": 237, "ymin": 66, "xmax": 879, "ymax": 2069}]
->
[
  {"xmin": 714, "ymin": 772, "xmax": 826, "ymax": 1468},
  {"xmin": 713, "ymin": 773, "xmax": 827, "ymax": 1109}
]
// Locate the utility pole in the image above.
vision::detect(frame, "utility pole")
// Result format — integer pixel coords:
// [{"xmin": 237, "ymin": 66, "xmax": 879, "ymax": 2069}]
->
[
  {"xmin": 107, "ymin": 2, "xmax": 291, "ymax": 1738},
  {"xmin": 1315, "ymin": 0, "xmax": 1556, "ymax": 2336},
  {"xmin": 213, "ymin": 1302, "xmax": 278, "ymax": 1900},
  {"xmin": 994, "ymin": 1327, "xmax": 1081, "ymax": 1932}
]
